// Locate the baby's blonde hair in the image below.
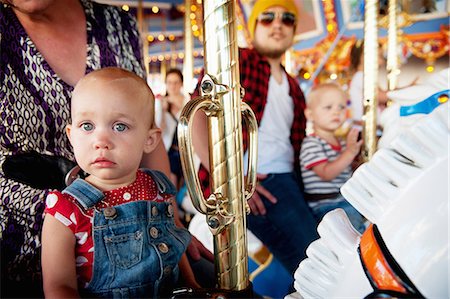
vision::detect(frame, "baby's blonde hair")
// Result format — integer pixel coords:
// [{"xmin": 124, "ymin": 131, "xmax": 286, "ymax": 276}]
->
[{"xmin": 306, "ymin": 82, "xmax": 348, "ymax": 108}]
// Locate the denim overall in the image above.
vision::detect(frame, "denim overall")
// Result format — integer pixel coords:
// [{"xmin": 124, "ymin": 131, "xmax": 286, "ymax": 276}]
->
[{"xmin": 63, "ymin": 169, "xmax": 191, "ymax": 298}]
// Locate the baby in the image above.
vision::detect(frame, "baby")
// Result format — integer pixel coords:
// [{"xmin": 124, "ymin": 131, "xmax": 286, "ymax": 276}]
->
[
  {"xmin": 41, "ymin": 67, "xmax": 194, "ymax": 298},
  {"xmin": 300, "ymin": 83, "xmax": 366, "ymax": 233}
]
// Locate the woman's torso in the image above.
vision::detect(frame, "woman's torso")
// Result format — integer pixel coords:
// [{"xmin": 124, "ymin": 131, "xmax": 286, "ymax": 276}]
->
[{"xmin": 0, "ymin": 0, "xmax": 145, "ymax": 283}]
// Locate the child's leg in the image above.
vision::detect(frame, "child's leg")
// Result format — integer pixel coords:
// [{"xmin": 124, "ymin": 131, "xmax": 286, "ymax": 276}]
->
[{"xmin": 309, "ymin": 195, "xmax": 366, "ymax": 234}]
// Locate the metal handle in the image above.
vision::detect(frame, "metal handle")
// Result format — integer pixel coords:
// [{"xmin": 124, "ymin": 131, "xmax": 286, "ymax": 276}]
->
[
  {"xmin": 241, "ymin": 102, "xmax": 258, "ymax": 201},
  {"xmin": 177, "ymin": 97, "xmax": 216, "ymax": 215}
]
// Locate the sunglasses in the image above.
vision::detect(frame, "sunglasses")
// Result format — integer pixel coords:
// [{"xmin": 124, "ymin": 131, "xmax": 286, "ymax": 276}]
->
[
  {"xmin": 359, "ymin": 224, "xmax": 424, "ymax": 299},
  {"xmin": 257, "ymin": 11, "xmax": 297, "ymax": 27}
]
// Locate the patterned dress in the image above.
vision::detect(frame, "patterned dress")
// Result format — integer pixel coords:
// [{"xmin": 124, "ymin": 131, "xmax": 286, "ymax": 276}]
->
[{"xmin": 0, "ymin": 0, "xmax": 145, "ymax": 284}]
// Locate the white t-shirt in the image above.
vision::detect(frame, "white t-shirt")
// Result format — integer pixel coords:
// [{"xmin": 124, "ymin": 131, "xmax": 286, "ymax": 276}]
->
[
  {"xmin": 348, "ymin": 70, "xmax": 386, "ymax": 124},
  {"xmin": 349, "ymin": 71, "xmax": 364, "ymax": 121},
  {"xmin": 155, "ymin": 98, "xmax": 182, "ymax": 151},
  {"xmin": 245, "ymin": 73, "xmax": 294, "ymax": 174}
]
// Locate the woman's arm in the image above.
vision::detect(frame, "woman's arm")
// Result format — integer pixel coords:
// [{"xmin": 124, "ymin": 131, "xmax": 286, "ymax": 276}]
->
[
  {"xmin": 41, "ymin": 214, "xmax": 79, "ymax": 298},
  {"xmin": 178, "ymin": 253, "xmax": 201, "ymax": 288}
]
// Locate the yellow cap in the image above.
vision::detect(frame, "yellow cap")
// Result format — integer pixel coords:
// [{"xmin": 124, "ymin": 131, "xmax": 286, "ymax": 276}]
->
[{"xmin": 247, "ymin": 0, "xmax": 299, "ymax": 39}]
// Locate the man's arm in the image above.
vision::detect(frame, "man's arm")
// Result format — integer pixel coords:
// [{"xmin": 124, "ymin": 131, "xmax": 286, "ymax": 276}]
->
[{"xmin": 178, "ymin": 253, "xmax": 201, "ymax": 288}]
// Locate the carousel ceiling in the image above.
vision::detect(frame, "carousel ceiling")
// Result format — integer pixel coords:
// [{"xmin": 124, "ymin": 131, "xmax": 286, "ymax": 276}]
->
[{"xmin": 97, "ymin": 1, "xmax": 449, "ymax": 79}]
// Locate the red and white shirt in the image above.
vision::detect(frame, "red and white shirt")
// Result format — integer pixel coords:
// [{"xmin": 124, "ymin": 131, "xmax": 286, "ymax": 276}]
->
[
  {"xmin": 300, "ymin": 134, "xmax": 352, "ymax": 196},
  {"xmin": 44, "ymin": 170, "xmax": 172, "ymax": 287}
]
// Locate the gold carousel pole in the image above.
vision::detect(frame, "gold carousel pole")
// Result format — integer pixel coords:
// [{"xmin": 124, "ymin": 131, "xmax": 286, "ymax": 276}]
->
[
  {"xmin": 183, "ymin": 0, "xmax": 194, "ymax": 91},
  {"xmin": 386, "ymin": 0, "xmax": 399, "ymax": 92},
  {"xmin": 137, "ymin": 0, "xmax": 149, "ymax": 76},
  {"xmin": 178, "ymin": 0, "xmax": 258, "ymax": 292},
  {"xmin": 362, "ymin": 0, "xmax": 379, "ymax": 161}
]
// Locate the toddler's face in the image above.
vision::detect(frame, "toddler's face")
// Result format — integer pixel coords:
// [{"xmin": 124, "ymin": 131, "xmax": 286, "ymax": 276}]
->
[
  {"xmin": 310, "ymin": 89, "xmax": 347, "ymax": 133},
  {"xmin": 67, "ymin": 77, "xmax": 158, "ymax": 189}
]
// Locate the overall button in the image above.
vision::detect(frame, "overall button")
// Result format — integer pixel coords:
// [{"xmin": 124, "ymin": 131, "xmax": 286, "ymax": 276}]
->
[
  {"xmin": 103, "ymin": 207, "xmax": 117, "ymax": 219},
  {"xmin": 158, "ymin": 243, "xmax": 169, "ymax": 253},
  {"xmin": 167, "ymin": 205, "xmax": 174, "ymax": 217},
  {"xmin": 152, "ymin": 206, "xmax": 159, "ymax": 216},
  {"xmin": 149, "ymin": 227, "xmax": 159, "ymax": 239},
  {"xmin": 163, "ymin": 266, "xmax": 172, "ymax": 275}
]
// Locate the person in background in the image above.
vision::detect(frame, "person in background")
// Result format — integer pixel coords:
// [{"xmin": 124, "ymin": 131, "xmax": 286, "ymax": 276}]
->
[
  {"xmin": 155, "ymin": 68, "xmax": 188, "ymax": 190},
  {"xmin": 192, "ymin": 0, "xmax": 319, "ymax": 277},
  {"xmin": 348, "ymin": 40, "xmax": 390, "ymax": 124},
  {"xmin": 0, "ymin": 1, "xmax": 212, "ymax": 296},
  {"xmin": 41, "ymin": 68, "xmax": 197, "ymax": 298},
  {"xmin": 155, "ymin": 68, "xmax": 216, "ymax": 288},
  {"xmin": 348, "ymin": 40, "xmax": 418, "ymax": 125},
  {"xmin": 300, "ymin": 83, "xmax": 366, "ymax": 233}
]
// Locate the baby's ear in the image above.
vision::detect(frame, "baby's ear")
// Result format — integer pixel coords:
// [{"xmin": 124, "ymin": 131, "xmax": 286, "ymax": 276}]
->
[
  {"xmin": 66, "ymin": 124, "xmax": 73, "ymax": 144},
  {"xmin": 143, "ymin": 128, "xmax": 161, "ymax": 154}
]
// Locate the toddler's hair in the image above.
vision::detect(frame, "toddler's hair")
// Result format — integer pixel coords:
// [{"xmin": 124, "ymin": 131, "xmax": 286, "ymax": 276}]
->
[{"xmin": 307, "ymin": 83, "xmax": 348, "ymax": 107}]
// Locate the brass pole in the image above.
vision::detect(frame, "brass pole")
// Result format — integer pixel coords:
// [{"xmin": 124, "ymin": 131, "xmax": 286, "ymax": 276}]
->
[
  {"xmin": 201, "ymin": 0, "xmax": 248, "ymax": 289},
  {"xmin": 183, "ymin": 0, "xmax": 194, "ymax": 90},
  {"xmin": 362, "ymin": 0, "xmax": 379, "ymax": 161},
  {"xmin": 178, "ymin": 0, "xmax": 258, "ymax": 291},
  {"xmin": 170, "ymin": 42, "xmax": 177, "ymax": 68},
  {"xmin": 284, "ymin": 48, "xmax": 293, "ymax": 76},
  {"xmin": 161, "ymin": 13, "xmax": 167, "ymax": 79},
  {"xmin": 137, "ymin": 0, "xmax": 149, "ymax": 76},
  {"xmin": 386, "ymin": 0, "xmax": 399, "ymax": 91}
]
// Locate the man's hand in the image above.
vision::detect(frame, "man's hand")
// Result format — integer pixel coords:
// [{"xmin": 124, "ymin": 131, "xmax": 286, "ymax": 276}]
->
[
  {"xmin": 187, "ymin": 236, "xmax": 214, "ymax": 262},
  {"xmin": 247, "ymin": 173, "xmax": 277, "ymax": 216}
]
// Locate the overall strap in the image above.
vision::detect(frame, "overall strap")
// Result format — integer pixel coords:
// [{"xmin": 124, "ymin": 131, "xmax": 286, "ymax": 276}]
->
[
  {"xmin": 140, "ymin": 168, "xmax": 177, "ymax": 196},
  {"xmin": 62, "ymin": 178, "xmax": 104, "ymax": 209}
]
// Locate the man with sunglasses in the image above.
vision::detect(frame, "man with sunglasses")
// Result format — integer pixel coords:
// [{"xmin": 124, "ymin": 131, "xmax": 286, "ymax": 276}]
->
[{"xmin": 193, "ymin": 0, "xmax": 319, "ymax": 278}]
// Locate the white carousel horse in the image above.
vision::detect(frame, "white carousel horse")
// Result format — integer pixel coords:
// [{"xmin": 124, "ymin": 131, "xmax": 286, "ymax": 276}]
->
[{"xmin": 288, "ymin": 68, "xmax": 449, "ymax": 299}]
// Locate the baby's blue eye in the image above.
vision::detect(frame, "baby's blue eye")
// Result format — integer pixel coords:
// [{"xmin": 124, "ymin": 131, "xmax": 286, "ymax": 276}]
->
[
  {"xmin": 81, "ymin": 123, "xmax": 94, "ymax": 131},
  {"xmin": 114, "ymin": 123, "xmax": 128, "ymax": 132}
]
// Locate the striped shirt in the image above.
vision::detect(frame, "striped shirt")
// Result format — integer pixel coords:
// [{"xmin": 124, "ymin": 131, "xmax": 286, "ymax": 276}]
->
[{"xmin": 300, "ymin": 135, "xmax": 352, "ymax": 196}]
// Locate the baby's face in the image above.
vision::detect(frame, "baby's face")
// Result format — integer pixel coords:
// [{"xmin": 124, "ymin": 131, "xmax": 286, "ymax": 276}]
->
[
  {"xmin": 310, "ymin": 89, "xmax": 347, "ymax": 132},
  {"xmin": 67, "ymin": 75, "xmax": 158, "ymax": 189}
]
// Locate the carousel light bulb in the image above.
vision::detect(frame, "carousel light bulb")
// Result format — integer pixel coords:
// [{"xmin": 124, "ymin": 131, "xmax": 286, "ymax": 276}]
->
[
  {"xmin": 426, "ymin": 65, "xmax": 435, "ymax": 73},
  {"xmin": 330, "ymin": 73, "xmax": 338, "ymax": 80},
  {"xmin": 303, "ymin": 72, "xmax": 311, "ymax": 80},
  {"xmin": 152, "ymin": 6, "xmax": 159, "ymax": 14},
  {"xmin": 157, "ymin": 34, "xmax": 165, "ymax": 41},
  {"xmin": 121, "ymin": 5, "xmax": 129, "ymax": 11}
]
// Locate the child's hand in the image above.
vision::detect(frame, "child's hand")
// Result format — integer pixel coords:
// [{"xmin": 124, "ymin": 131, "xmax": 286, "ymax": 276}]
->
[{"xmin": 346, "ymin": 128, "xmax": 363, "ymax": 157}]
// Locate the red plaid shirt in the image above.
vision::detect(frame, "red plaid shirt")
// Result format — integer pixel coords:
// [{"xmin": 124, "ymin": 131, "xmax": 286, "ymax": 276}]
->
[{"xmin": 193, "ymin": 47, "xmax": 307, "ymax": 196}]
